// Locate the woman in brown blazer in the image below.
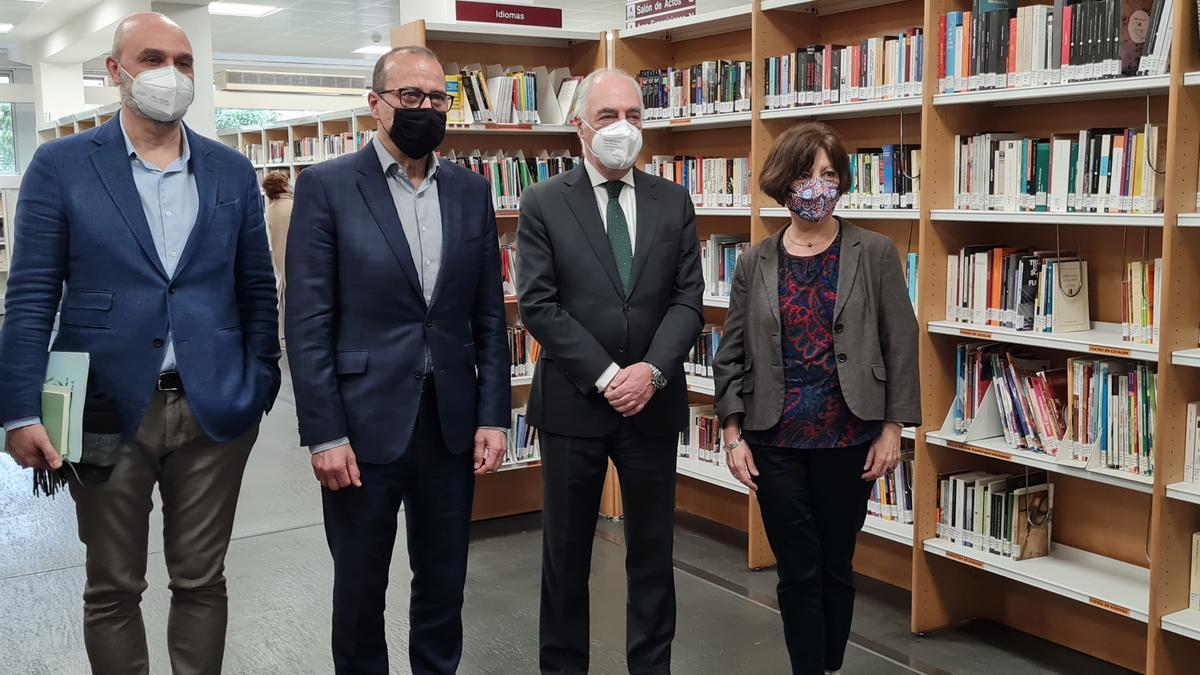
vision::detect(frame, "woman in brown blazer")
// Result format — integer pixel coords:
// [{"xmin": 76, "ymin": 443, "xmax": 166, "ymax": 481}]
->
[
  {"xmin": 712, "ymin": 122, "xmax": 921, "ymax": 675},
  {"xmin": 262, "ymin": 171, "xmax": 292, "ymax": 340}
]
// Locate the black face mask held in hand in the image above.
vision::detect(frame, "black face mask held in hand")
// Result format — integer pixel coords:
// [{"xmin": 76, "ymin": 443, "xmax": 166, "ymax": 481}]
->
[{"xmin": 385, "ymin": 107, "xmax": 447, "ymax": 160}]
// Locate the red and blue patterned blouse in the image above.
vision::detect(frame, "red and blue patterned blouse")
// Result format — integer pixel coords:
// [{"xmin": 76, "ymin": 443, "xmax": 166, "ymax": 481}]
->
[{"xmin": 746, "ymin": 233, "xmax": 882, "ymax": 449}]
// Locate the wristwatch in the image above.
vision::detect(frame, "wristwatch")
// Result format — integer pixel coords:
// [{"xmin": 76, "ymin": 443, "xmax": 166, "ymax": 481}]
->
[{"xmin": 647, "ymin": 363, "xmax": 668, "ymax": 390}]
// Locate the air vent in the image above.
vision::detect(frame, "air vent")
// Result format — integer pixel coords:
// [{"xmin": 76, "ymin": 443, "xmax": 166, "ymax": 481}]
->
[{"xmin": 214, "ymin": 70, "xmax": 368, "ymax": 95}]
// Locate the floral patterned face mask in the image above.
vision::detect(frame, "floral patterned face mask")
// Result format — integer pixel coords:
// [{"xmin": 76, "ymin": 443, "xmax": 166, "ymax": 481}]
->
[{"xmin": 786, "ymin": 176, "xmax": 840, "ymax": 222}]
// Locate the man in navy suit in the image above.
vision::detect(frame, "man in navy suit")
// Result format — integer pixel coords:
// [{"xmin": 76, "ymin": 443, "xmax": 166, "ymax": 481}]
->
[
  {"xmin": 0, "ymin": 13, "xmax": 280, "ymax": 675},
  {"xmin": 285, "ymin": 46, "xmax": 510, "ymax": 675}
]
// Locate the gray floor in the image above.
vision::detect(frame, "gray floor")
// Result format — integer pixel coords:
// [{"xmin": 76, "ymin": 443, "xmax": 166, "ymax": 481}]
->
[{"xmin": 0, "ymin": 358, "xmax": 1134, "ymax": 674}]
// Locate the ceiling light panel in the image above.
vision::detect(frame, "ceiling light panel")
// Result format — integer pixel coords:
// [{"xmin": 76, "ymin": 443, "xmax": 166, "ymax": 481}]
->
[{"xmin": 208, "ymin": 2, "xmax": 280, "ymax": 17}]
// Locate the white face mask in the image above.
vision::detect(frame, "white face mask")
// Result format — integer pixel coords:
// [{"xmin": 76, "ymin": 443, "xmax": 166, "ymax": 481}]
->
[
  {"xmin": 581, "ymin": 118, "xmax": 643, "ymax": 171},
  {"xmin": 120, "ymin": 64, "xmax": 194, "ymax": 123}
]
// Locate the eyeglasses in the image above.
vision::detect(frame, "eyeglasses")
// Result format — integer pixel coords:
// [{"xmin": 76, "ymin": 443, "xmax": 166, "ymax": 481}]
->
[{"xmin": 376, "ymin": 87, "xmax": 455, "ymax": 113}]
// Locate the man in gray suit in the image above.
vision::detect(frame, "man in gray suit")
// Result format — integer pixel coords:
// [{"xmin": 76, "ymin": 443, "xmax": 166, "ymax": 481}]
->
[{"xmin": 517, "ymin": 69, "xmax": 704, "ymax": 674}]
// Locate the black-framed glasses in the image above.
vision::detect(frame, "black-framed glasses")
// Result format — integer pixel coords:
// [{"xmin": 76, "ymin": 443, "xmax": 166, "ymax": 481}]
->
[{"xmin": 376, "ymin": 87, "xmax": 454, "ymax": 113}]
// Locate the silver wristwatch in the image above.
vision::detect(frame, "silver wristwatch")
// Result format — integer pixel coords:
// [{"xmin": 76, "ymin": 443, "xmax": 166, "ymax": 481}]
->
[{"xmin": 647, "ymin": 363, "xmax": 668, "ymax": 390}]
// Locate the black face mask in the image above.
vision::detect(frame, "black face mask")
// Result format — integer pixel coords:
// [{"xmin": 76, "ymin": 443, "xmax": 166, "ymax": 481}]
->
[{"xmin": 384, "ymin": 106, "xmax": 446, "ymax": 160}]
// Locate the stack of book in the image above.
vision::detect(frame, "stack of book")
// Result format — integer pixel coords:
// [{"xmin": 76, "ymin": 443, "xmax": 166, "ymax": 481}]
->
[
  {"xmin": 357, "ymin": 129, "xmax": 377, "ymax": 148},
  {"xmin": 243, "ymin": 144, "xmax": 264, "ymax": 165},
  {"xmin": 989, "ymin": 351, "xmax": 1068, "ymax": 454},
  {"xmin": 1181, "ymin": 402, "xmax": 1200, "ymax": 485},
  {"xmin": 953, "ymin": 341, "xmax": 1001, "ymax": 434},
  {"xmin": 1066, "ymin": 356, "xmax": 1156, "ymax": 477},
  {"xmin": 267, "ymin": 140, "xmax": 288, "ymax": 164},
  {"xmin": 292, "ymin": 138, "xmax": 319, "ymax": 161},
  {"xmin": 322, "ymin": 132, "xmax": 357, "ymax": 159},
  {"xmin": 499, "ymin": 238, "xmax": 518, "ymax": 298},
  {"xmin": 1122, "ymin": 258, "xmax": 1162, "ymax": 344},
  {"xmin": 678, "ymin": 404, "xmax": 723, "ymax": 467},
  {"xmin": 506, "ymin": 406, "xmax": 540, "ymax": 466},
  {"xmin": 868, "ymin": 452, "xmax": 915, "ymax": 524},
  {"xmin": 945, "ymin": 246, "xmax": 1091, "ymax": 334},
  {"xmin": 687, "ymin": 325, "xmax": 723, "ymax": 378},
  {"xmin": 953, "ymin": 127, "xmax": 1165, "ymax": 214},
  {"xmin": 637, "ymin": 61, "xmax": 753, "ymax": 120},
  {"xmin": 763, "ymin": 30, "xmax": 925, "ymax": 110},
  {"xmin": 937, "ymin": 0, "xmax": 1174, "ymax": 94},
  {"xmin": 937, "ymin": 469, "xmax": 1053, "ymax": 560},
  {"xmin": 446, "ymin": 64, "xmax": 581, "ymax": 126},
  {"xmin": 507, "ymin": 325, "xmax": 539, "ymax": 378},
  {"xmin": 444, "ymin": 150, "xmax": 579, "ymax": 212},
  {"xmin": 700, "ymin": 234, "xmax": 750, "ymax": 299},
  {"xmin": 844, "ymin": 145, "xmax": 922, "ymax": 210},
  {"xmin": 644, "ymin": 156, "xmax": 751, "ymax": 209}
]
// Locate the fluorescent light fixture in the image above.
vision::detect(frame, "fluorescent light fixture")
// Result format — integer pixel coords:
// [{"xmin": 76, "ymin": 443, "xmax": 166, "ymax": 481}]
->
[
  {"xmin": 353, "ymin": 45, "xmax": 392, "ymax": 56},
  {"xmin": 0, "ymin": 24, "xmax": 13, "ymax": 34},
  {"xmin": 207, "ymin": 2, "xmax": 280, "ymax": 17}
]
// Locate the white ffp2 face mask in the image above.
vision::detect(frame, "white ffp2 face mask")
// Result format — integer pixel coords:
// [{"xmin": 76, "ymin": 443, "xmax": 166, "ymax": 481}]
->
[
  {"xmin": 121, "ymin": 65, "xmax": 194, "ymax": 123},
  {"xmin": 582, "ymin": 118, "xmax": 643, "ymax": 171}
]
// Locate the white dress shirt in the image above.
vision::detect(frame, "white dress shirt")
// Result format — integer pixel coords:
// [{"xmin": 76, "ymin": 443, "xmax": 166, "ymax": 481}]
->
[{"xmin": 583, "ymin": 158, "xmax": 637, "ymax": 393}]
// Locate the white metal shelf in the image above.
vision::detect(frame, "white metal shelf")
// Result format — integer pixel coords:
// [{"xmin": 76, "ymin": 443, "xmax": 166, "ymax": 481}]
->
[
  {"xmin": 694, "ymin": 207, "xmax": 752, "ymax": 216},
  {"xmin": 445, "ymin": 123, "xmax": 577, "ymax": 135},
  {"xmin": 1163, "ymin": 609, "xmax": 1200, "ymax": 642},
  {"xmin": 923, "ymin": 538, "xmax": 1150, "ymax": 622},
  {"xmin": 930, "ymin": 209, "xmax": 1163, "ymax": 227},
  {"xmin": 642, "ymin": 112, "xmax": 753, "ymax": 131},
  {"xmin": 1177, "ymin": 213, "xmax": 1200, "ymax": 228},
  {"xmin": 927, "ymin": 320, "xmax": 1159, "ymax": 362},
  {"xmin": 863, "ymin": 515, "xmax": 913, "ymax": 546},
  {"xmin": 762, "ymin": 0, "xmax": 913, "ymax": 12},
  {"xmin": 686, "ymin": 374, "xmax": 715, "ymax": 395},
  {"xmin": 760, "ymin": 207, "xmax": 920, "ymax": 220},
  {"xmin": 676, "ymin": 453, "xmax": 748, "ymax": 494},
  {"xmin": 703, "ymin": 295, "xmax": 730, "ymax": 309},
  {"xmin": 1184, "ymin": 72, "xmax": 1200, "ymax": 87},
  {"xmin": 760, "ymin": 97, "xmax": 921, "ymax": 121},
  {"xmin": 925, "ymin": 431, "xmax": 1154, "ymax": 494},
  {"xmin": 497, "ymin": 457, "xmax": 542, "ymax": 473},
  {"xmin": 621, "ymin": 4, "xmax": 753, "ymax": 40},
  {"xmin": 1166, "ymin": 481, "xmax": 1200, "ymax": 506},
  {"xmin": 511, "ymin": 375, "xmax": 533, "ymax": 387},
  {"xmin": 423, "ymin": 22, "xmax": 599, "ymax": 47},
  {"xmin": 934, "ymin": 75, "xmax": 1170, "ymax": 107},
  {"xmin": 1172, "ymin": 348, "xmax": 1200, "ymax": 368}
]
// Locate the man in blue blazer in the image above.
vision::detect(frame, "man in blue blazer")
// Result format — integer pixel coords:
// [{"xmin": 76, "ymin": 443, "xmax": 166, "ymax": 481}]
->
[
  {"xmin": 0, "ymin": 13, "xmax": 280, "ymax": 675},
  {"xmin": 286, "ymin": 46, "xmax": 510, "ymax": 675}
]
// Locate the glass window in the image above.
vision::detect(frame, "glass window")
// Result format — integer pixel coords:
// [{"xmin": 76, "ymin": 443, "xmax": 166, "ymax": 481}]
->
[{"xmin": 0, "ymin": 102, "xmax": 15, "ymax": 174}]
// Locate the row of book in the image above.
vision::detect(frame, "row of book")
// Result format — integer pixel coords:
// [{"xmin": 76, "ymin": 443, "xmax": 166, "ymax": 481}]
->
[
  {"xmin": 700, "ymin": 235, "xmax": 749, "ymax": 299},
  {"xmin": 506, "ymin": 407, "xmax": 540, "ymax": 466},
  {"xmin": 678, "ymin": 404, "xmax": 724, "ymax": 468},
  {"xmin": 444, "ymin": 150, "xmax": 579, "ymax": 212},
  {"xmin": 636, "ymin": 61, "xmax": 753, "ymax": 120},
  {"xmin": 1067, "ymin": 357, "xmax": 1156, "ymax": 475},
  {"xmin": 500, "ymin": 239, "xmax": 519, "ymax": 298},
  {"xmin": 643, "ymin": 156, "xmax": 752, "ymax": 209},
  {"xmin": 937, "ymin": 0, "xmax": 1174, "ymax": 95},
  {"xmin": 1123, "ymin": 258, "xmax": 1162, "ymax": 345},
  {"xmin": 945, "ymin": 247, "xmax": 1092, "ymax": 334},
  {"xmin": 868, "ymin": 453, "xmax": 916, "ymax": 524},
  {"xmin": 507, "ymin": 324, "xmax": 540, "ymax": 378},
  {"xmin": 953, "ymin": 126, "xmax": 1165, "ymax": 214},
  {"xmin": 763, "ymin": 30, "xmax": 925, "ymax": 110},
  {"xmin": 936, "ymin": 469, "xmax": 1053, "ymax": 560},
  {"xmin": 292, "ymin": 137, "xmax": 321, "ymax": 161},
  {"xmin": 844, "ymin": 145, "xmax": 922, "ymax": 211},
  {"xmin": 1180, "ymin": 402, "xmax": 1200, "ymax": 484},
  {"xmin": 687, "ymin": 325, "xmax": 723, "ymax": 378},
  {"xmin": 242, "ymin": 131, "xmax": 376, "ymax": 165},
  {"xmin": 905, "ymin": 252, "xmax": 919, "ymax": 309},
  {"xmin": 444, "ymin": 64, "xmax": 580, "ymax": 126}
]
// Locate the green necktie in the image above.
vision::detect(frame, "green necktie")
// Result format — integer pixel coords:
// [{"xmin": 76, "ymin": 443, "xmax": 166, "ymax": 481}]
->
[{"xmin": 604, "ymin": 180, "xmax": 633, "ymax": 291}]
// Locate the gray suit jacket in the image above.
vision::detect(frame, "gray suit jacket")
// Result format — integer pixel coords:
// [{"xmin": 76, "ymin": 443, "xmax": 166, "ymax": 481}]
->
[{"xmin": 713, "ymin": 218, "xmax": 921, "ymax": 432}]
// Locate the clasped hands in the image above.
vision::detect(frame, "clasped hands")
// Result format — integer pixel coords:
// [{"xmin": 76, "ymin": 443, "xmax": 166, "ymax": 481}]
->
[{"xmin": 604, "ymin": 362, "xmax": 656, "ymax": 417}]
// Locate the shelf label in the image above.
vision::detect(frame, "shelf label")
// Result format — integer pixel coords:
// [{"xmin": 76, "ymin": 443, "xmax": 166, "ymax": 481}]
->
[
  {"xmin": 947, "ymin": 440, "xmax": 1012, "ymax": 461},
  {"xmin": 1088, "ymin": 345, "xmax": 1133, "ymax": 358},
  {"xmin": 1088, "ymin": 597, "xmax": 1131, "ymax": 617},
  {"xmin": 946, "ymin": 551, "xmax": 984, "ymax": 569},
  {"xmin": 626, "ymin": 0, "xmax": 697, "ymax": 28},
  {"xmin": 456, "ymin": 1, "xmax": 562, "ymax": 27},
  {"xmin": 669, "ymin": 118, "xmax": 693, "ymax": 126},
  {"xmin": 959, "ymin": 329, "xmax": 993, "ymax": 339},
  {"xmin": 478, "ymin": 123, "xmax": 535, "ymax": 131}
]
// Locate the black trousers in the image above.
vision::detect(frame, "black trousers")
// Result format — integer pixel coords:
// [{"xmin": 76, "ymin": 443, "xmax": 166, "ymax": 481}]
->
[
  {"xmin": 322, "ymin": 382, "xmax": 474, "ymax": 675},
  {"xmin": 750, "ymin": 443, "xmax": 874, "ymax": 675},
  {"xmin": 539, "ymin": 420, "xmax": 678, "ymax": 675}
]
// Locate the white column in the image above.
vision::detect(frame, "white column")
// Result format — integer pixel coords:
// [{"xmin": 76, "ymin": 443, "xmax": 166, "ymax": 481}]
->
[
  {"xmin": 154, "ymin": 2, "xmax": 216, "ymax": 138},
  {"xmin": 31, "ymin": 61, "xmax": 85, "ymax": 124}
]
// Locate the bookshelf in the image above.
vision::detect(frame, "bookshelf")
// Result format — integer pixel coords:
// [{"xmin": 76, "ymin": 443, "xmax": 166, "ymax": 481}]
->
[{"xmin": 35, "ymin": 102, "xmax": 121, "ymax": 143}]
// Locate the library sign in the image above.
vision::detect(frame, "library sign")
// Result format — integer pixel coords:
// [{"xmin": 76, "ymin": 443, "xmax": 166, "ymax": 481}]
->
[
  {"xmin": 455, "ymin": 1, "xmax": 562, "ymax": 28},
  {"xmin": 625, "ymin": 0, "xmax": 696, "ymax": 28}
]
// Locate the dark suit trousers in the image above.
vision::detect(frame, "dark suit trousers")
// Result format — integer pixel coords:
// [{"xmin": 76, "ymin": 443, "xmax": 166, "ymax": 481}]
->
[
  {"xmin": 539, "ymin": 419, "xmax": 678, "ymax": 675},
  {"xmin": 749, "ymin": 443, "xmax": 874, "ymax": 675},
  {"xmin": 322, "ymin": 381, "xmax": 474, "ymax": 675}
]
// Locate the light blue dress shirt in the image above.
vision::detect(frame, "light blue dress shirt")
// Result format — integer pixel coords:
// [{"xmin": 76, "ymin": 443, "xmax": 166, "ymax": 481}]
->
[{"xmin": 4, "ymin": 122, "xmax": 199, "ymax": 434}]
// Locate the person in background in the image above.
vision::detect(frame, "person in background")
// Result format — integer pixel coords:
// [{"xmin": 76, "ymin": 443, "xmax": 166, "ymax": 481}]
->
[
  {"xmin": 263, "ymin": 170, "xmax": 292, "ymax": 339},
  {"xmin": 712, "ymin": 122, "xmax": 921, "ymax": 675},
  {"xmin": 517, "ymin": 68, "xmax": 704, "ymax": 675},
  {"xmin": 0, "ymin": 13, "xmax": 280, "ymax": 675},
  {"xmin": 285, "ymin": 45, "xmax": 510, "ymax": 675}
]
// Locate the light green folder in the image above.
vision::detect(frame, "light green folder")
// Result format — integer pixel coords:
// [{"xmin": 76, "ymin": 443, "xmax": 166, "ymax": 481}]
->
[{"xmin": 0, "ymin": 352, "xmax": 89, "ymax": 463}]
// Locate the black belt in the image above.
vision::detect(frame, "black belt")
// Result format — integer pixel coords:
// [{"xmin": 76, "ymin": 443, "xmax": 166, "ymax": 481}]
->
[{"xmin": 157, "ymin": 371, "xmax": 184, "ymax": 392}]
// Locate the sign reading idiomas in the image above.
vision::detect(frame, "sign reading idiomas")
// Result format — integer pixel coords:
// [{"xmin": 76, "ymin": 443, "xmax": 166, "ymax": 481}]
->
[
  {"xmin": 625, "ymin": 0, "xmax": 697, "ymax": 29},
  {"xmin": 455, "ymin": 1, "xmax": 563, "ymax": 28}
]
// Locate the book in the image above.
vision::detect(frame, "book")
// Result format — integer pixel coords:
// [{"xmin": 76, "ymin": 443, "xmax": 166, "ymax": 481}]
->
[
  {"xmin": 639, "ymin": 61, "xmax": 751, "ymax": 120},
  {"xmin": 936, "ymin": 468, "xmax": 1052, "ymax": 559},
  {"xmin": 765, "ymin": 31, "xmax": 923, "ymax": 109},
  {"xmin": 644, "ymin": 156, "xmax": 752, "ymax": 209},
  {"xmin": 1191, "ymin": 532, "xmax": 1200, "ymax": 610},
  {"xmin": 0, "ymin": 352, "xmax": 90, "ymax": 464}
]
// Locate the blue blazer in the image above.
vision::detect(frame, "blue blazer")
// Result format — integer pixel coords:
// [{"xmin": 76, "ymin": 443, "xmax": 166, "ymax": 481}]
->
[
  {"xmin": 285, "ymin": 145, "xmax": 510, "ymax": 463},
  {"xmin": 0, "ymin": 114, "xmax": 281, "ymax": 443}
]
